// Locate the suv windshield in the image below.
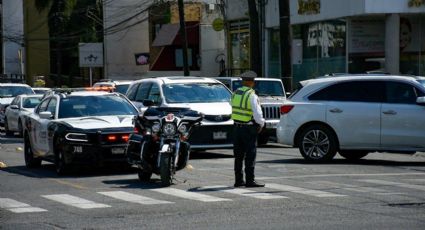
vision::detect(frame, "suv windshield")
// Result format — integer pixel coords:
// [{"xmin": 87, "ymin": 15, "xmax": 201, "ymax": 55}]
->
[
  {"xmin": 232, "ymin": 80, "xmax": 284, "ymax": 96},
  {"xmin": 0, "ymin": 86, "xmax": 34, "ymax": 98},
  {"xmin": 58, "ymin": 95, "xmax": 138, "ymax": 118},
  {"xmin": 162, "ymin": 83, "xmax": 231, "ymax": 103}
]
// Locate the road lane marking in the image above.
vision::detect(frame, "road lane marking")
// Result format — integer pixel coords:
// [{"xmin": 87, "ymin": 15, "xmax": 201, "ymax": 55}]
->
[
  {"xmin": 151, "ymin": 188, "xmax": 231, "ymax": 202},
  {"xmin": 265, "ymin": 183, "xmax": 347, "ymax": 197},
  {"xmin": 98, "ymin": 191, "xmax": 173, "ymax": 205},
  {"xmin": 42, "ymin": 194, "xmax": 110, "ymax": 209},
  {"xmin": 0, "ymin": 198, "xmax": 47, "ymax": 213},
  {"xmin": 312, "ymin": 181, "xmax": 404, "ymax": 195},
  {"xmin": 256, "ymin": 172, "xmax": 425, "ymax": 180},
  {"xmin": 200, "ymin": 185, "xmax": 288, "ymax": 200},
  {"xmin": 360, "ymin": 179, "xmax": 425, "ymax": 192}
]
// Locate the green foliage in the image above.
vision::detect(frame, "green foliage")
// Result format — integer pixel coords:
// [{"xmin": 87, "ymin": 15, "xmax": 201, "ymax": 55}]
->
[{"xmin": 34, "ymin": 79, "xmax": 46, "ymax": 87}]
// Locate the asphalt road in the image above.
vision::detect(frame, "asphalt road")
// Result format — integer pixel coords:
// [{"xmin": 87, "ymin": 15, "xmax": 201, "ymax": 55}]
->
[{"xmin": 1, "ymin": 132, "xmax": 425, "ymax": 230}]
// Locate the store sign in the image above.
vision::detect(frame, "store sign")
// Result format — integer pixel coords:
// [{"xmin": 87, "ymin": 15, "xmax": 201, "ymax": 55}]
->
[
  {"xmin": 298, "ymin": 0, "xmax": 320, "ymax": 15},
  {"xmin": 79, "ymin": 43, "xmax": 103, "ymax": 67},
  {"xmin": 135, "ymin": 53, "xmax": 149, "ymax": 65},
  {"xmin": 408, "ymin": 0, "xmax": 425, "ymax": 7}
]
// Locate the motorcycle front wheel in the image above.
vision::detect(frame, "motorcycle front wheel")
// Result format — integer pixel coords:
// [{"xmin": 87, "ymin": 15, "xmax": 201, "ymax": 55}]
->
[{"xmin": 160, "ymin": 153, "xmax": 173, "ymax": 186}]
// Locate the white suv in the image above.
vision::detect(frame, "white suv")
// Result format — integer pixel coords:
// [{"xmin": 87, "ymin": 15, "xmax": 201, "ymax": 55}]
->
[
  {"xmin": 126, "ymin": 76, "xmax": 233, "ymax": 150},
  {"xmin": 277, "ymin": 75, "xmax": 425, "ymax": 162}
]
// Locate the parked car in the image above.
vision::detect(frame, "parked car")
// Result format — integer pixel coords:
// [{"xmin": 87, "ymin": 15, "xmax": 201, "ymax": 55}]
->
[
  {"xmin": 23, "ymin": 90, "xmax": 139, "ymax": 174},
  {"xmin": 126, "ymin": 76, "xmax": 233, "ymax": 150},
  {"xmin": 93, "ymin": 80, "xmax": 133, "ymax": 95},
  {"xmin": 32, "ymin": 87, "xmax": 50, "ymax": 94},
  {"xmin": 4, "ymin": 94, "xmax": 42, "ymax": 136},
  {"xmin": 215, "ymin": 77, "xmax": 286, "ymax": 145},
  {"xmin": 0, "ymin": 83, "xmax": 34, "ymax": 126},
  {"xmin": 276, "ymin": 75, "xmax": 425, "ymax": 162}
]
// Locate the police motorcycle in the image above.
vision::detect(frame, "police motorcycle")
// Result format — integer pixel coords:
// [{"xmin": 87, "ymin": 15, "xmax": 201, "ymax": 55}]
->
[{"xmin": 126, "ymin": 100, "xmax": 203, "ymax": 186}]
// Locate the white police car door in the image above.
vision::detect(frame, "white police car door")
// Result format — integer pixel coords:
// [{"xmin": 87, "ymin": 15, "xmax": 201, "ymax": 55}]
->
[{"xmin": 34, "ymin": 97, "xmax": 57, "ymax": 155}]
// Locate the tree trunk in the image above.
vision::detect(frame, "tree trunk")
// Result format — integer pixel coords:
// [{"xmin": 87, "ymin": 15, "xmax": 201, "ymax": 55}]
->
[{"xmin": 247, "ymin": 0, "xmax": 261, "ymax": 77}]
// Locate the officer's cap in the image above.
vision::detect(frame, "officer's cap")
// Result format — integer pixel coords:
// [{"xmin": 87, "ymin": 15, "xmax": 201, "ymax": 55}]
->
[{"xmin": 240, "ymin": 71, "xmax": 257, "ymax": 81}]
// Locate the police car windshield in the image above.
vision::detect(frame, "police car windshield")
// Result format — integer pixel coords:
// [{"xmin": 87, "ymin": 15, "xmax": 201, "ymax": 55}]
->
[
  {"xmin": 0, "ymin": 86, "xmax": 34, "ymax": 98},
  {"xmin": 162, "ymin": 83, "xmax": 231, "ymax": 103},
  {"xmin": 232, "ymin": 80, "xmax": 285, "ymax": 96},
  {"xmin": 58, "ymin": 95, "xmax": 138, "ymax": 119}
]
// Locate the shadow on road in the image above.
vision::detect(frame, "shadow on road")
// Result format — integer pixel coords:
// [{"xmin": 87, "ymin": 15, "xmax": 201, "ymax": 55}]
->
[
  {"xmin": 257, "ymin": 158, "xmax": 425, "ymax": 167},
  {"xmin": 102, "ymin": 177, "xmax": 169, "ymax": 189},
  {"xmin": 0, "ymin": 163, "xmax": 136, "ymax": 179}
]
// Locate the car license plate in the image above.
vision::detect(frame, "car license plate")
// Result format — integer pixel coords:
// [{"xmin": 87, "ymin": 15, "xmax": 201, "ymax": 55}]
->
[
  {"xmin": 213, "ymin": 131, "xmax": 227, "ymax": 140},
  {"xmin": 111, "ymin": 147, "xmax": 125, "ymax": 154},
  {"xmin": 266, "ymin": 123, "xmax": 277, "ymax": 129}
]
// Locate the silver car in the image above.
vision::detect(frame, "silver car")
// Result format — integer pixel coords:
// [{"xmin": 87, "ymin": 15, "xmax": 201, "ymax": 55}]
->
[{"xmin": 4, "ymin": 94, "xmax": 42, "ymax": 136}]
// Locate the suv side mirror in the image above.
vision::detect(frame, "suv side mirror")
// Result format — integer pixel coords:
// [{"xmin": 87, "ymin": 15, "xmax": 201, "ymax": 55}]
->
[
  {"xmin": 142, "ymin": 99, "xmax": 154, "ymax": 107},
  {"xmin": 39, "ymin": 111, "xmax": 53, "ymax": 119},
  {"xmin": 416, "ymin": 96, "xmax": 425, "ymax": 105}
]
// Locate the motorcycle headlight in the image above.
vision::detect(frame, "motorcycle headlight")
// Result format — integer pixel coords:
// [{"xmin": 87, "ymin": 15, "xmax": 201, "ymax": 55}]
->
[
  {"xmin": 65, "ymin": 133, "xmax": 88, "ymax": 142},
  {"xmin": 163, "ymin": 123, "xmax": 176, "ymax": 136},
  {"xmin": 178, "ymin": 124, "xmax": 187, "ymax": 133},
  {"xmin": 152, "ymin": 123, "xmax": 161, "ymax": 133}
]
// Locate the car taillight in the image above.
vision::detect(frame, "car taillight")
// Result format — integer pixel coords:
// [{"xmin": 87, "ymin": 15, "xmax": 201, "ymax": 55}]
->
[
  {"xmin": 106, "ymin": 134, "xmax": 130, "ymax": 142},
  {"xmin": 106, "ymin": 135, "xmax": 117, "ymax": 142},
  {"xmin": 121, "ymin": 134, "xmax": 130, "ymax": 142},
  {"xmin": 280, "ymin": 105, "xmax": 294, "ymax": 114}
]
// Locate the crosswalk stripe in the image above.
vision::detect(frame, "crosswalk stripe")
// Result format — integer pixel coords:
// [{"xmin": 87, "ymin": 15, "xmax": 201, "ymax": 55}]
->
[
  {"xmin": 0, "ymin": 198, "xmax": 47, "ymax": 213},
  {"xmin": 42, "ymin": 194, "xmax": 111, "ymax": 209},
  {"xmin": 360, "ymin": 179, "xmax": 425, "ymax": 192},
  {"xmin": 98, "ymin": 191, "xmax": 173, "ymax": 205},
  {"xmin": 313, "ymin": 181, "xmax": 401, "ymax": 194},
  {"xmin": 151, "ymin": 188, "xmax": 231, "ymax": 202},
  {"xmin": 265, "ymin": 183, "xmax": 347, "ymax": 197},
  {"xmin": 200, "ymin": 185, "xmax": 288, "ymax": 200}
]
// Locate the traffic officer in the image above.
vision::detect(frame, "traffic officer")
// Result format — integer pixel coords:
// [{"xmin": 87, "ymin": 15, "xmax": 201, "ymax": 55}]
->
[{"xmin": 231, "ymin": 71, "xmax": 265, "ymax": 187}]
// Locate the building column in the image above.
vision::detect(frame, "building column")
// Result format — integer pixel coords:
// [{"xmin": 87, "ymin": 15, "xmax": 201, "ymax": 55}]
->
[{"xmin": 385, "ymin": 14, "xmax": 400, "ymax": 74}]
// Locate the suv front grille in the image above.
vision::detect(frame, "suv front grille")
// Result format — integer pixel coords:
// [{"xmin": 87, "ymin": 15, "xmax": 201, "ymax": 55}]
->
[{"xmin": 261, "ymin": 106, "xmax": 281, "ymax": 120}]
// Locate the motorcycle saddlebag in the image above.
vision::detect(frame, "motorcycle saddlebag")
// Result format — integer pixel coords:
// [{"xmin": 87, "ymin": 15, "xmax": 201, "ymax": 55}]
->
[{"xmin": 126, "ymin": 134, "xmax": 145, "ymax": 163}]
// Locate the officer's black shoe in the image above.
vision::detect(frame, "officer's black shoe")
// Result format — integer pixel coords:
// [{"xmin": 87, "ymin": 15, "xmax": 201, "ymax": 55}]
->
[
  {"xmin": 234, "ymin": 181, "xmax": 246, "ymax": 187},
  {"xmin": 245, "ymin": 180, "xmax": 265, "ymax": 187}
]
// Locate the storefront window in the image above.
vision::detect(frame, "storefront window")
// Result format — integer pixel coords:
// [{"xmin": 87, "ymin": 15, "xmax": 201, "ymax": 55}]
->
[
  {"xmin": 400, "ymin": 15, "xmax": 425, "ymax": 76},
  {"xmin": 293, "ymin": 19, "xmax": 346, "ymax": 83},
  {"xmin": 267, "ymin": 29, "xmax": 281, "ymax": 78},
  {"xmin": 229, "ymin": 20, "xmax": 250, "ymax": 76}
]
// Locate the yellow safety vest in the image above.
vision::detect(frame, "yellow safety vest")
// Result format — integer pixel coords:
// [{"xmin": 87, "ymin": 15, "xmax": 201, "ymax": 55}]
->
[{"xmin": 231, "ymin": 86, "xmax": 254, "ymax": 122}]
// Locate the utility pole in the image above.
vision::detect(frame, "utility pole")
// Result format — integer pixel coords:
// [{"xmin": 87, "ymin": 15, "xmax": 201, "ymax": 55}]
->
[
  {"xmin": 247, "ymin": 0, "xmax": 261, "ymax": 76},
  {"xmin": 279, "ymin": 0, "xmax": 292, "ymax": 91},
  {"xmin": 178, "ymin": 0, "xmax": 189, "ymax": 76}
]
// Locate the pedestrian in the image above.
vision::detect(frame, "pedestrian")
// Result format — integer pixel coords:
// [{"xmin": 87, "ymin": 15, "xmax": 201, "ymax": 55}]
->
[{"xmin": 231, "ymin": 70, "xmax": 265, "ymax": 188}]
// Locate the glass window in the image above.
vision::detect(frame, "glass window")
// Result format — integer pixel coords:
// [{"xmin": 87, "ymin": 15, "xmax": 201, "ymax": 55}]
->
[
  {"xmin": 115, "ymin": 84, "xmax": 130, "ymax": 95},
  {"xmin": 58, "ymin": 95, "xmax": 138, "ymax": 119},
  {"xmin": 10, "ymin": 97, "xmax": 19, "ymax": 106},
  {"xmin": 37, "ymin": 98, "xmax": 50, "ymax": 113},
  {"xmin": 147, "ymin": 84, "xmax": 162, "ymax": 105},
  {"xmin": 162, "ymin": 83, "xmax": 231, "ymax": 103},
  {"xmin": 268, "ymin": 29, "xmax": 281, "ymax": 77},
  {"xmin": 232, "ymin": 80, "xmax": 285, "ymax": 96},
  {"xmin": 135, "ymin": 83, "xmax": 152, "ymax": 102},
  {"xmin": 22, "ymin": 97, "xmax": 42, "ymax": 108},
  {"xmin": 126, "ymin": 83, "xmax": 139, "ymax": 100},
  {"xmin": 309, "ymin": 81, "xmax": 384, "ymax": 102},
  {"xmin": 0, "ymin": 86, "xmax": 34, "ymax": 97},
  {"xmin": 46, "ymin": 98, "xmax": 57, "ymax": 117},
  {"xmin": 385, "ymin": 82, "xmax": 417, "ymax": 104}
]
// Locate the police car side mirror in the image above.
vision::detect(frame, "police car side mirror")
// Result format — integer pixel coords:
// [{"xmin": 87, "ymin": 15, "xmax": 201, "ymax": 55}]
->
[
  {"xmin": 9, "ymin": 105, "xmax": 19, "ymax": 110},
  {"xmin": 39, "ymin": 111, "xmax": 53, "ymax": 119}
]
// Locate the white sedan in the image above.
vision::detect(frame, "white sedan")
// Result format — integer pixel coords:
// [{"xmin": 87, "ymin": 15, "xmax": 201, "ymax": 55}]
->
[
  {"xmin": 4, "ymin": 94, "xmax": 42, "ymax": 136},
  {"xmin": 277, "ymin": 75, "xmax": 425, "ymax": 162}
]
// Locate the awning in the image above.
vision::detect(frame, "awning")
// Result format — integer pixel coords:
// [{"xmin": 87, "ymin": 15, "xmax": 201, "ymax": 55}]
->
[{"xmin": 152, "ymin": 24, "xmax": 180, "ymax": 47}]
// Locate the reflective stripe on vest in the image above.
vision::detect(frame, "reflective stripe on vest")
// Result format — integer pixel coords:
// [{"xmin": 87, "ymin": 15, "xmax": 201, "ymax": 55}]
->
[{"xmin": 231, "ymin": 86, "xmax": 254, "ymax": 122}]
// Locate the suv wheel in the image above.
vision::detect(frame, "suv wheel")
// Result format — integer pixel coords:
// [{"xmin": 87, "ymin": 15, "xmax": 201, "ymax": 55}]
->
[
  {"xmin": 339, "ymin": 150, "xmax": 369, "ymax": 160},
  {"xmin": 297, "ymin": 124, "xmax": 338, "ymax": 162}
]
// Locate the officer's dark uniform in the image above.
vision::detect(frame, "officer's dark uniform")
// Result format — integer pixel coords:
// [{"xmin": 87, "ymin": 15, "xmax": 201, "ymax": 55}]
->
[{"xmin": 231, "ymin": 72, "xmax": 265, "ymax": 188}]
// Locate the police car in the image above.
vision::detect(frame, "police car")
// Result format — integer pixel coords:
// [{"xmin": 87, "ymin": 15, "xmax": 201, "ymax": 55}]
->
[{"xmin": 23, "ymin": 90, "xmax": 139, "ymax": 174}]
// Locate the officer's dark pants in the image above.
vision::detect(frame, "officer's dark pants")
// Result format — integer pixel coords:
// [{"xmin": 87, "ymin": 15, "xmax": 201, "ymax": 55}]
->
[{"xmin": 233, "ymin": 124, "xmax": 258, "ymax": 183}]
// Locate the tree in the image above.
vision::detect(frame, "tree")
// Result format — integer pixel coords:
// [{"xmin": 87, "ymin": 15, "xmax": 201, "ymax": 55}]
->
[{"xmin": 279, "ymin": 0, "xmax": 292, "ymax": 91}]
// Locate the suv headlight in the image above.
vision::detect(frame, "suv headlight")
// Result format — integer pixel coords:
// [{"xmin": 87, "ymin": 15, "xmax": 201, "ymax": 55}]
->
[{"xmin": 65, "ymin": 133, "xmax": 88, "ymax": 142}]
